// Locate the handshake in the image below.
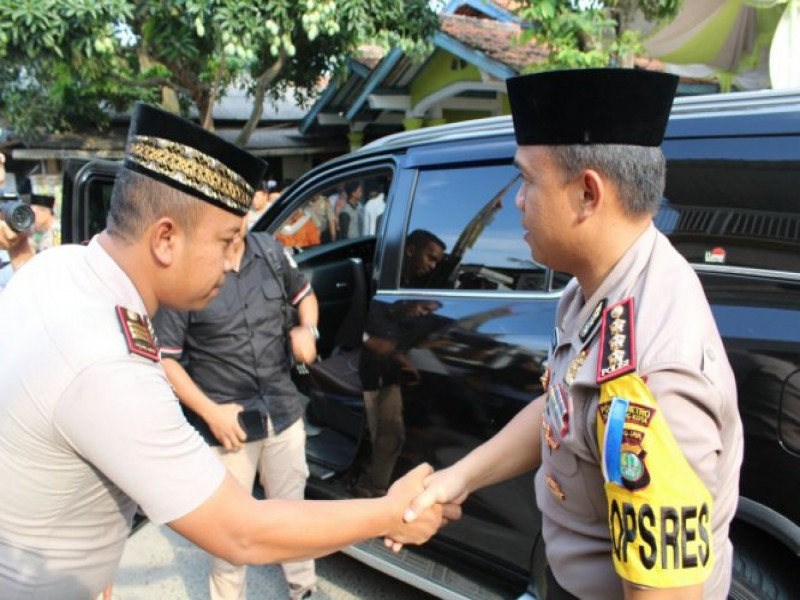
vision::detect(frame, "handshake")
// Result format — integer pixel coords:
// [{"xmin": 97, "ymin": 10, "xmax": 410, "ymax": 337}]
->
[{"xmin": 380, "ymin": 463, "xmax": 468, "ymax": 552}]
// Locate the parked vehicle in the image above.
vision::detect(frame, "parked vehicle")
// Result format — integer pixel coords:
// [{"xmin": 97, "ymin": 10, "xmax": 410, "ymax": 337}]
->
[{"xmin": 63, "ymin": 88, "xmax": 800, "ymax": 600}]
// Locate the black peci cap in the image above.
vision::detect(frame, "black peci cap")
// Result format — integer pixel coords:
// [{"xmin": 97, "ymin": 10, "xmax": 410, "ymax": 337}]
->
[
  {"xmin": 123, "ymin": 102, "xmax": 267, "ymax": 216},
  {"xmin": 29, "ymin": 194, "xmax": 55, "ymax": 210},
  {"xmin": 506, "ymin": 68, "xmax": 679, "ymax": 147}
]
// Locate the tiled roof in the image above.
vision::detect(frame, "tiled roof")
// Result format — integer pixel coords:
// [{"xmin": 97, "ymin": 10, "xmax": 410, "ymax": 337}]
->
[
  {"xmin": 453, "ymin": 0, "xmax": 521, "ymax": 18},
  {"xmin": 441, "ymin": 14, "xmax": 546, "ymax": 72},
  {"xmin": 440, "ymin": 14, "xmax": 693, "ymax": 80}
]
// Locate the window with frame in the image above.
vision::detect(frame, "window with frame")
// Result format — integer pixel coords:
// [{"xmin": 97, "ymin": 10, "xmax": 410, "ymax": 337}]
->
[
  {"xmin": 658, "ymin": 136, "xmax": 800, "ymax": 274},
  {"xmin": 403, "ymin": 164, "xmax": 551, "ymax": 291},
  {"xmin": 273, "ymin": 171, "xmax": 392, "ymax": 252}
]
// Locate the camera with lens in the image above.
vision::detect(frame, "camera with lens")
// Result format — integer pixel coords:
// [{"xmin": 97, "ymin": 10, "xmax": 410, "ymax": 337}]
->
[{"xmin": 0, "ymin": 195, "xmax": 35, "ymax": 233}]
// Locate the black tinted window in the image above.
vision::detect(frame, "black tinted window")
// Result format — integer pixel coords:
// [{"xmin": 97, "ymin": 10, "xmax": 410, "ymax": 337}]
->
[
  {"xmin": 659, "ymin": 136, "xmax": 800, "ymax": 274},
  {"xmin": 86, "ymin": 178, "xmax": 113, "ymax": 240},
  {"xmin": 403, "ymin": 164, "xmax": 549, "ymax": 291}
]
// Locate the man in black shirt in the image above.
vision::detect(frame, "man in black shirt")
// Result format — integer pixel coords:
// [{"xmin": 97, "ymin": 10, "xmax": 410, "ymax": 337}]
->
[{"xmin": 155, "ymin": 222, "xmax": 320, "ymax": 600}]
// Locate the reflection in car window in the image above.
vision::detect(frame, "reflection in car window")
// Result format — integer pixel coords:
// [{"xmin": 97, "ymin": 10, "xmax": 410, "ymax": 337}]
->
[
  {"xmin": 274, "ymin": 171, "xmax": 391, "ymax": 252},
  {"xmin": 658, "ymin": 138, "xmax": 800, "ymax": 274},
  {"xmin": 403, "ymin": 165, "xmax": 547, "ymax": 291}
]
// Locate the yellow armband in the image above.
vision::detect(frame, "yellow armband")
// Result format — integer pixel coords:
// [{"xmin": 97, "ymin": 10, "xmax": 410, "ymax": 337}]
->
[{"xmin": 597, "ymin": 374, "xmax": 714, "ymax": 588}]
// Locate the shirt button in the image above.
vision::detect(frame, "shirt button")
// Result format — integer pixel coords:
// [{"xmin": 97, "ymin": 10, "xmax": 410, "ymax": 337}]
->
[{"xmin": 705, "ymin": 346, "xmax": 716, "ymax": 361}]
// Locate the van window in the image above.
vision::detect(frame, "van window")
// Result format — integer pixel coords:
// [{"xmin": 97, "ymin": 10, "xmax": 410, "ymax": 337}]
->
[
  {"xmin": 659, "ymin": 136, "xmax": 800, "ymax": 274},
  {"xmin": 274, "ymin": 172, "xmax": 391, "ymax": 251},
  {"xmin": 84, "ymin": 178, "xmax": 114, "ymax": 241},
  {"xmin": 403, "ymin": 164, "xmax": 550, "ymax": 291}
]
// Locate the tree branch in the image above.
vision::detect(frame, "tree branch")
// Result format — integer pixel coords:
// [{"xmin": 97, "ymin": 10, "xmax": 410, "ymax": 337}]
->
[
  {"xmin": 203, "ymin": 54, "xmax": 227, "ymax": 130},
  {"xmin": 235, "ymin": 50, "xmax": 286, "ymax": 147}
]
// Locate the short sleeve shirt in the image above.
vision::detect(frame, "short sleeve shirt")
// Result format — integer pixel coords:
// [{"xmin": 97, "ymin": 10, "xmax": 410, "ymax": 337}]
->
[
  {"xmin": 0, "ymin": 238, "xmax": 225, "ymax": 598},
  {"xmin": 155, "ymin": 232, "xmax": 312, "ymax": 439},
  {"xmin": 536, "ymin": 225, "xmax": 743, "ymax": 599}
]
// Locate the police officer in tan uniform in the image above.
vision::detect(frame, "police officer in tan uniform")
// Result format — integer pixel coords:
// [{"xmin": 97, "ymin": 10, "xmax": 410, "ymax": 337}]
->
[
  {"xmin": 405, "ymin": 69, "xmax": 744, "ymax": 599},
  {"xmin": 0, "ymin": 103, "xmax": 449, "ymax": 599}
]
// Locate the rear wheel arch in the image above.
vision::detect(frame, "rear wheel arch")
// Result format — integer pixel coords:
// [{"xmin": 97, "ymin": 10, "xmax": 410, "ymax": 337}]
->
[{"xmin": 729, "ymin": 498, "xmax": 799, "ymax": 600}]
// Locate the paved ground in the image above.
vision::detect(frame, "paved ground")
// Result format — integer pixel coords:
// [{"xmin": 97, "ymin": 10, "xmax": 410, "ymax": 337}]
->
[{"xmin": 111, "ymin": 521, "xmax": 434, "ymax": 599}]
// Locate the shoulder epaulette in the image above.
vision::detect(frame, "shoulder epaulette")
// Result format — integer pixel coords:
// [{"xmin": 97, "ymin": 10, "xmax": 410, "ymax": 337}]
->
[
  {"xmin": 116, "ymin": 305, "xmax": 160, "ymax": 362},
  {"xmin": 596, "ymin": 297, "xmax": 636, "ymax": 384}
]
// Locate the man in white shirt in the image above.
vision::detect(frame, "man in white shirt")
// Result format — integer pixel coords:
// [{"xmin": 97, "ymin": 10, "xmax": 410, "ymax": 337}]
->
[{"xmin": 0, "ymin": 102, "xmax": 451, "ymax": 599}]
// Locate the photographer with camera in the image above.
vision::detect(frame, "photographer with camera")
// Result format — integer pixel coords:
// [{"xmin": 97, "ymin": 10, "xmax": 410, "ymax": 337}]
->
[
  {"xmin": 0, "ymin": 149, "xmax": 37, "ymax": 288},
  {"xmin": 0, "ymin": 204, "xmax": 34, "ymax": 292}
]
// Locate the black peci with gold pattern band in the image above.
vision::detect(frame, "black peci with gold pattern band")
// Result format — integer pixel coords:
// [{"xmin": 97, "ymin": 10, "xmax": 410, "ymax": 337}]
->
[{"xmin": 123, "ymin": 103, "xmax": 267, "ymax": 216}]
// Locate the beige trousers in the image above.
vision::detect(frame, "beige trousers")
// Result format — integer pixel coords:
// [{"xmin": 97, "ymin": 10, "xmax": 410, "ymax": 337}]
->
[
  {"xmin": 210, "ymin": 417, "xmax": 316, "ymax": 600},
  {"xmin": 362, "ymin": 384, "xmax": 405, "ymax": 491}
]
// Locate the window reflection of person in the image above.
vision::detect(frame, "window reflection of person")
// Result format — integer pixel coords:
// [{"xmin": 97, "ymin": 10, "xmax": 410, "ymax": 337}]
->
[
  {"xmin": 356, "ymin": 299, "xmax": 444, "ymax": 497},
  {"xmin": 309, "ymin": 193, "xmax": 336, "ymax": 244},
  {"xmin": 275, "ymin": 207, "xmax": 320, "ymax": 249},
  {"xmin": 247, "ymin": 181, "xmax": 271, "ymax": 229},
  {"xmin": 401, "ymin": 229, "xmax": 446, "ymax": 288},
  {"xmin": 338, "ymin": 181, "xmax": 363, "ymax": 240}
]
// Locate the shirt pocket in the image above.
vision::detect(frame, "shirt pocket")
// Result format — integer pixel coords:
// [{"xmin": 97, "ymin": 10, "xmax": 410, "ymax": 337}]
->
[
  {"xmin": 261, "ymin": 279, "xmax": 284, "ymax": 301},
  {"xmin": 192, "ymin": 303, "xmax": 236, "ymax": 340},
  {"xmin": 256, "ymin": 279, "xmax": 286, "ymax": 329}
]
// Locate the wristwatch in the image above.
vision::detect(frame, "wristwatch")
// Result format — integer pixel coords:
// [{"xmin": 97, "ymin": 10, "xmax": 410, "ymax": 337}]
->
[{"xmin": 306, "ymin": 324, "xmax": 320, "ymax": 340}]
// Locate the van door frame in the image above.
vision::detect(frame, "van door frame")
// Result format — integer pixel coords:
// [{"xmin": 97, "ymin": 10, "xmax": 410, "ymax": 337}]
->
[{"xmin": 61, "ymin": 159, "xmax": 120, "ymax": 244}]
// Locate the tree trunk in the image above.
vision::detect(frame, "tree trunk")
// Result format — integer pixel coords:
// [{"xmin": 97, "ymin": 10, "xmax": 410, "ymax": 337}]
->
[
  {"xmin": 203, "ymin": 56, "xmax": 228, "ymax": 131},
  {"xmin": 197, "ymin": 92, "xmax": 214, "ymax": 132},
  {"xmin": 235, "ymin": 51, "xmax": 286, "ymax": 147},
  {"xmin": 136, "ymin": 45, "xmax": 179, "ymax": 113}
]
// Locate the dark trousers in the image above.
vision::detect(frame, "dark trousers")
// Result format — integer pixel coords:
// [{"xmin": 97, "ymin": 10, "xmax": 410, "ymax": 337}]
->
[{"xmin": 545, "ymin": 566, "xmax": 580, "ymax": 600}]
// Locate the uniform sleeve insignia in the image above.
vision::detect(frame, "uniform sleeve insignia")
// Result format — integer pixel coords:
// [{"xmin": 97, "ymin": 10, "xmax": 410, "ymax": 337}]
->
[
  {"xmin": 596, "ymin": 374, "xmax": 714, "ymax": 589},
  {"xmin": 596, "ymin": 298, "xmax": 636, "ymax": 383},
  {"xmin": 116, "ymin": 305, "xmax": 160, "ymax": 362},
  {"xmin": 283, "ymin": 247, "xmax": 298, "ymax": 269}
]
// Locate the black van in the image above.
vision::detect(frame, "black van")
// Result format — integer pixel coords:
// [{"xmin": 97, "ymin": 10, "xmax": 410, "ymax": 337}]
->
[{"xmin": 63, "ymin": 88, "xmax": 800, "ymax": 600}]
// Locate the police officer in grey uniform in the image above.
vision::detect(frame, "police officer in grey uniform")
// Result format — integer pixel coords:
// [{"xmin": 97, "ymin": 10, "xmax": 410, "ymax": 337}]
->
[
  {"xmin": 405, "ymin": 69, "xmax": 743, "ymax": 599},
  {"xmin": 0, "ymin": 102, "xmax": 447, "ymax": 600}
]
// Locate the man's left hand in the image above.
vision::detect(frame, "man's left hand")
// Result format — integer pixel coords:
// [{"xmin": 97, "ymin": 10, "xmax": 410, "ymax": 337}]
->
[{"xmin": 290, "ymin": 324, "xmax": 318, "ymax": 365}]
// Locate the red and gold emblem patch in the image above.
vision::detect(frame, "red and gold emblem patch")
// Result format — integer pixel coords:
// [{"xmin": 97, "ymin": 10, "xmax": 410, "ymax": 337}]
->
[{"xmin": 116, "ymin": 305, "xmax": 160, "ymax": 362}]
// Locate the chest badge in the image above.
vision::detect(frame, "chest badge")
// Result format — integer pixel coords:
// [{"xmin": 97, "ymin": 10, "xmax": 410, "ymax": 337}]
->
[
  {"xmin": 545, "ymin": 474, "xmax": 566, "ymax": 501},
  {"xmin": 540, "ymin": 366, "xmax": 551, "ymax": 391},
  {"xmin": 543, "ymin": 420, "xmax": 560, "ymax": 452},
  {"xmin": 564, "ymin": 348, "xmax": 588, "ymax": 388},
  {"xmin": 116, "ymin": 305, "xmax": 160, "ymax": 362},
  {"xmin": 579, "ymin": 298, "xmax": 607, "ymax": 343},
  {"xmin": 546, "ymin": 384, "xmax": 570, "ymax": 437}
]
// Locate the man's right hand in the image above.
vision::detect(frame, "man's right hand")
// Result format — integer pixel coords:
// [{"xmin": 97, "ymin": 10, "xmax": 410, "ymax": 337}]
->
[
  {"xmin": 380, "ymin": 463, "xmax": 456, "ymax": 549},
  {"xmin": 207, "ymin": 403, "xmax": 247, "ymax": 451},
  {"xmin": 383, "ymin": 465, "xmax": 469, "ymax": 553},
  {"xmin": 0, "ymin": 221, "xmax": 27, "ymax": 252}
]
